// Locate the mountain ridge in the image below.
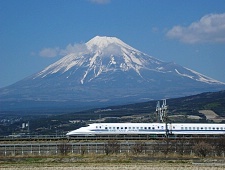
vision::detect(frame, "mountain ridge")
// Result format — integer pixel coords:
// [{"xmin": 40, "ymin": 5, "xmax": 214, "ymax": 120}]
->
[
  {"xmin": 33, "ymin": 36, "xmax": 224, "ymax": 85},
  {"xmin": 0, "ymin": 36, "xmax": 225, "ymax": 112}
]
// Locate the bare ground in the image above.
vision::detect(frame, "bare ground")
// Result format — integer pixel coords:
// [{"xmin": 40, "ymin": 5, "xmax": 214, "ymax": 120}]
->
[
  {"xmin": 1, "ymin": 163, "xmax": 225, "ymax": 170},
  {"xmin": 199, "ymin": 110, "xmax": 225, "ymax": 122},
  {"xmin": 0, "ymin": 155, "xmax": 225, "ymax": 170}
]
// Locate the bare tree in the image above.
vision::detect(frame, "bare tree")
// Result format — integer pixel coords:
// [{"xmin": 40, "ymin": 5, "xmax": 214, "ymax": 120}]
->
[
  {"xmin": 57, "ymin": 142, "xmax": 72, "ymax": 156},
  {"xmin": 80, "ymin": 145, "xmax": 87, "ymax": 156},
  {"xmin": 105, "ymin": 140, "xmax": 120, "ymax": 155},
  {"xmin": 192, "ymin": 141, "xmax": 213, "ymax": 157},
  {"xmin": 211, "ymin": 137, "xmax": 225, "ymax": 156},
  {"xmin": 131, "ymin": 141, "xmax": 146, "ymax": 155}
]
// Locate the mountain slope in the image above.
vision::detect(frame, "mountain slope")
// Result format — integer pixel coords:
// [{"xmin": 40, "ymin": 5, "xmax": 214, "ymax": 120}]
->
[
  {"xmin": 33, "ymin": 36, "xmax": 222, "ymax": 85},
  {"xmin": 0, "ymin": 36, "xmax": 225, "ymax": 112}
]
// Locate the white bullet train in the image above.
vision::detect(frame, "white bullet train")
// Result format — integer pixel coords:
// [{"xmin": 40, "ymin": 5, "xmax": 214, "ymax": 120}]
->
[{"xmin": 66, "ymin": 123, "xmax": 225, "ymax": 136}]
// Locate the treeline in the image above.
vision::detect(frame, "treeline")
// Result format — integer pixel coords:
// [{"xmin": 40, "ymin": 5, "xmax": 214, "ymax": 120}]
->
[
  {"xmin": 1, "ymin": 90, "xmax": 224, "ymax": 136},
  {"xmin": 58, "ymin": 137, "xmax": 225, "ymax": 158}
]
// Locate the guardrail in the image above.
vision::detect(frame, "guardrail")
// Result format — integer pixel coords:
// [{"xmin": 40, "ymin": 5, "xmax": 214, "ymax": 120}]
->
[
  {"xmin": 1, "ymin": 140, "xmax": 224, "ymax": 157},
  {"xmin": 0, "ymin": 135, "xmax": 67, "ymax": 141},
  {"xmin": 0, "ymin": 141, "xmax": 190, "ymax": 156},
  {"xmin": 0, "ymin": 134, "xmax": 224, "ymax": 142}
]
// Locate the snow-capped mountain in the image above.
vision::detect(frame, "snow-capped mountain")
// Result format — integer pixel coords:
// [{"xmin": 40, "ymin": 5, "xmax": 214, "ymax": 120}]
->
[
  {"xmin": 34, "ymin": 36, "xmax": 162, "ymax": 84},
  {"xmin": 1, "ymin": 36, "xmax": 225, "ymax": 111},
  {"xmin": 33, "ymin": 36, "xmax": 222, "ymax": 85}
]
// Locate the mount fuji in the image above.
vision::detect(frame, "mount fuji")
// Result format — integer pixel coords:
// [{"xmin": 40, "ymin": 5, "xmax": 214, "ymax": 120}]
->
[{"xmin": 1, "ymin": 36, "xmax": 225, "ymax": 112}]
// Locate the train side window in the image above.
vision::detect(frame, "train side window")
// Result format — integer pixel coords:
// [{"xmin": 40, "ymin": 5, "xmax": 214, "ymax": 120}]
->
[
  {"xmin": 221, "ymin": 127, "xmax": 223, "ymax": 130},
  {"xmin": 99, "ymin": 126, "xmax": 101, "ymax": 129},
  {"xmin": 96, "ymin": 126, "xmax": 98, "ymax": 129},
  {"xmin": 213, "ymin": 127, "xmax": 215, "ymax": 130},
  {"xmin": 217, "ymin": 127, "xmax": 219, "ymax": 130},
  {"xmin": 193, "ymin": 127, "xmax": 195, "ymax": 130},
  {"xmin": 161, "ymin": 126, "xmax": 164, "ymax": 129},
  {"xmin": 197, "ymin": 127, "xmax": 199, "ymax": 130},
  {"xmin": 201, "ymin": 127, "xmax": 203, "ymax": 130},
  {"xmin": 117, "ymin": 127, "xmax": 119, "ymax": 129},
  {"xmin": 125, "ymin": 127, "xmax": 127, "ymax": 129},
  {"xmin": 109, "ymin": 127, "xmax": 111, "ymax": 129},
  {"xmin": 189, "ymin": 127, "xmax": 191, "ymax": 130},
  {"xmin": 205, "ymin": 127, "xmax": 207, "ymax": 130},
  {"xmin": 185, "ymin": 127, "xmax": 187, "ymax": 130},
  {"xmin": 121, "ymin": 127, "xmax": 123, "ymax": 129},
  {"xmin": 105, "ymin": 127, "xmax": 108, "ymax": 129},
  {"xmin": 208, "ymin": 127, "xmax": 211, "ymax": 130},
  {"xmin": 148, "ymin": 127, "xmax": 151, "ymax": 129},
  {"xmin": 152, "ymin": 127, "xmax": 155, "ymax": 130},
  {"xmin": 173, "ymin": 126, "xmax": 175, "ymax": 129},
  {"xmin": 137, "ymin": 127, "xmax": 139, "ymax": 129},
  {"xmin": 129, "ymin": 127, "xmax": 131, "ymax": 129},
  {"xmin": 133, "ymin": 127, "xmax": 135, "ymax": 129},
  {"xmin": 181, "ymin": 127, "xmax": 183, "ymax": 130}
]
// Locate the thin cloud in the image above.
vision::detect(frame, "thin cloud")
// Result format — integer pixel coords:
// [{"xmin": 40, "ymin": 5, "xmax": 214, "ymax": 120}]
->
[
  {"xmin": 166, "ymin": 13, "xmax": 225, "ymax": 44},
  {"xmin": 60, "ymin": 43, "xmax": 89, "ymax": 56},
  {"xmin": 39, "ymin": 47, "xmax": 60, "ymax": 58},
  {"xmin": 39, "ymin": 43, "xmax": 89, "ymax": 58},
  {"xmin": 89, "ymin": 0, "xmax": 111, "ymax": 4},
  {"xmin": 151, "ymin": 27, "xmax": 159, "ymax": 33}
]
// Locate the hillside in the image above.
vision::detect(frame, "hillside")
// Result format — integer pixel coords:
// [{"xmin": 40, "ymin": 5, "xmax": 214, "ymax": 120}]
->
[
  {"xmin": 59, "ymin": 90, "xmax": 225, "ymax": 123},
  {"xmin": 1, "ymin": 36, "xmax": 225, "ymax": 112},
  {"xmin": 1, "ymin": 90, "xmax": 224, "ymax": 136}
]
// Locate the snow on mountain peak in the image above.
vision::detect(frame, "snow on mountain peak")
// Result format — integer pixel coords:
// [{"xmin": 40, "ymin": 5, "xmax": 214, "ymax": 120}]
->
[
  {"xmin": 86, "ymin": 36, "xmax": 138, "ymax": 52},
  {"xmin": 2, "ymin": 35, "xmax": 225, "ymax": 112},
  {"xmin": 35, "ymin": 36, "xmax": 156, "ymax": 82},
  {"xmin": 33, "ymin": 36, "xmax": 224, "ymax": 86}
]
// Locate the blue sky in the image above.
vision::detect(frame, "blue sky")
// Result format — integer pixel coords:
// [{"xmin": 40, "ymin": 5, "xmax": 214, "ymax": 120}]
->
[{"xmin": 0, "ymin": 0, "xmax": 225, "ymax": 88}]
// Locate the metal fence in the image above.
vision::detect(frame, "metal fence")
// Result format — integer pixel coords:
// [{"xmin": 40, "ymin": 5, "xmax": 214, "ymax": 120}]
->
[
  {"xmin": 1, "ymin": 140, "xmax": 224, "ymax": 157},
  {"xmin": 0, "ymin": 141, "xmax": 200, "ymax": 157}
]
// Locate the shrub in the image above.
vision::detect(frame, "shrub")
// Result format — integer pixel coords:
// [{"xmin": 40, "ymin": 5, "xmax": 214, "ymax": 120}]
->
[
  {"xmin": 131, "ymin": 141, "xmax": 146, "ymax": 155},
  {"xmin": 192, "ymin": 141, "xmax": 213, "ymax": 157},
  {"xmin": 57, "ymin": 142, "xmax": 72, "ymax": 155},
  {"xmin": 104, "ymin": 140, "xmax": 120, "ymax": 155}
]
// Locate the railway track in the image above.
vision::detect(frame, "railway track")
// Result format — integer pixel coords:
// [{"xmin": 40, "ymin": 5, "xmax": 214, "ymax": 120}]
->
[{"xmin": 1, "ymin": 134, "xmax": 224, "ymax": 142}]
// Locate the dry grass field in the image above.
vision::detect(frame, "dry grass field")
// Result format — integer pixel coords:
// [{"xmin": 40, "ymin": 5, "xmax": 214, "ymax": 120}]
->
[
  {"xmin": 1, "ymin": 163, "xmax": 225, "ymax": 170},
  {"xmin": 199, "ymin": 110, "xmax": 225, "ymax": 122},
  {"xmin": 0, "ymin": 154, "xmax": 225, "ymax": 170}
]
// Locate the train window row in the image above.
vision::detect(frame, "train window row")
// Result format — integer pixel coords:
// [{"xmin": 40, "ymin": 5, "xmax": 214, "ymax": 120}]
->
[
  {"xmin": 96, "ymin": 126, "xmax": 165, "ymax": 130},
  {"xmin": 181, "ymin": 127, "xmax": 225, "ymax": 130},
  {"xmin": 95, "ymin": 126, "xmax": 225, "ymax": 131},
  {"xmin": 105, "ymin": 127, "xmax": 158, "ymax": 130}
]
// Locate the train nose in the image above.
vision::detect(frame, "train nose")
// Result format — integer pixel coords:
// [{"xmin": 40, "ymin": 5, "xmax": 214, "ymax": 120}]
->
[
  {"xmin": 66, "ymin": 131, "xmax": 74, "ymax": 136},
  {"xmin": 66, "ymin": 128, "xmax": 94, "ymax": 136},
  {"xmin": 66, "ymin": 129, "xmax": 87, "ymax": 136}
]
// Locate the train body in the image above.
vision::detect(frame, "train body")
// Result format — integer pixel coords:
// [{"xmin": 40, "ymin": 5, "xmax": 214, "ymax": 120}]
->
[{"xmin": 66, "ymin": 123, "xmax": 225, "ymax": 136}]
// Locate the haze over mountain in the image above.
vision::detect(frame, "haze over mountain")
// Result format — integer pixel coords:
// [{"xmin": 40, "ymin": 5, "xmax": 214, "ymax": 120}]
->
[{"xmin": 1, "ymin": 36, "xmax": 225, "ymax": 112}]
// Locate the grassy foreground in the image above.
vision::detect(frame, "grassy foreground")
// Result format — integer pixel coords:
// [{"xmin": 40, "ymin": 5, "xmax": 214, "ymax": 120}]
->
[
  {"xmin": 1, "ymin": 164, "xmax": 225, "ymax": 170},
  {"xmin": 0, "ymin": 154, "xmax": 225, "ymax": 170}
]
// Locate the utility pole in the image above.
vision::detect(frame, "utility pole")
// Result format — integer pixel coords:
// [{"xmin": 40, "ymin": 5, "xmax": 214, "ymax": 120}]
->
[
  {"xmin": 27, "ymin": 121, "xmax": 30, "ymax": 134},
  {"xmin": 162, "ymin": 99, "xmax": 168, "ymax": 138},
  {"xmin": 155, "ymin": 101, "xmax": 161, "ymax": 123},
  {"xmin": 155, "ymin": 99, "xmax": 169, "ymax": 138}
]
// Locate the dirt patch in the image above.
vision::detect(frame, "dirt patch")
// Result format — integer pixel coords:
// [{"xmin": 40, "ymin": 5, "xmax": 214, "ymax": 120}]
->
[
  {"xmin": 0, "ymin": 155, "xmax": 225, "ymax": 170},
  {"xmin": 1, "ymin": 163, "xmax": 225, "ymax": 170},
  {"xmin": 199, "ymin": 110, "xmax": 225, "ymax": 122}
]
